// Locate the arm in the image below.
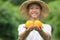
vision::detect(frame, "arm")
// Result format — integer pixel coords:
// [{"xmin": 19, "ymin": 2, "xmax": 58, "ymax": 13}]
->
[
  {"xmin": 38, "ymin": 29, "xmax": 51, "ymax": 40},
  {"xmin": 34, "ymin": 25, "xmax": 51, "ymax": 40},
  {"xmin": 20, "ymin": 29, "xmax": 30, "ymax": 40},
  {"xmin": 19, "ymin": 26, "xmax": 34, "ymax": 40}
]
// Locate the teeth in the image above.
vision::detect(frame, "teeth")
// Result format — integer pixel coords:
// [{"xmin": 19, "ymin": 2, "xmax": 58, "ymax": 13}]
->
[
  {"xmin": 33, "ymin": 13, "xmax": 37, "ymax": 14},
  {"xmin": 32, "ymin": 13, "xmax": 38, "ymax": 14}
]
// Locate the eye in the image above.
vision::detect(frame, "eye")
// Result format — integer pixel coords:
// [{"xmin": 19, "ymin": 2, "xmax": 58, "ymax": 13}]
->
[
  {"xmin": 30, "ymin": 7, "xmax": 33, "ymax": 9},
  {"xmin": 36, "ymin": 7, "xmax": 39, "ymax": 9}
]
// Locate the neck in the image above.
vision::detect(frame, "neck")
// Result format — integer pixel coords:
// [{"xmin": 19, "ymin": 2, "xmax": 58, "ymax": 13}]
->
[{"xmin": 29, "ymin": 17, "xmax": 40, "ymax": 21}]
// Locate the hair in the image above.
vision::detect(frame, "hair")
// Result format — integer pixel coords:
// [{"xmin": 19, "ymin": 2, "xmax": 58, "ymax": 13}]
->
[{"xmin": 27, "ymin": 2, "xmax": 42, "ymax": 10}]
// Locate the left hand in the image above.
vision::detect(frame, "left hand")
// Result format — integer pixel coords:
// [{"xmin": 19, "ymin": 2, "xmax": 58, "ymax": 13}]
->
[{"xmin": 34, "ymin": 25, "xmax": 41, "ymax": 31}]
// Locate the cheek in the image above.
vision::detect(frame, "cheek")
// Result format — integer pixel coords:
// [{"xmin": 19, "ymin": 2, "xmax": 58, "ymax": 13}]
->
[
  {"xmin": 28, "ymin": 10, "xmax": 32, "ymax": 14},
  {"xmin": 38, "ymin": 10, "xmax": 41, "ymax": 14},
  {"xmin": 38, "ymin": 9, "xmax": 41, "ymax": 12}
]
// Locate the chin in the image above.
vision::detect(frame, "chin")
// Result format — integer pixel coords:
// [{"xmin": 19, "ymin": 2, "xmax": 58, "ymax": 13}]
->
[{"xmin": 32, "ymin": 17, "xmax": 38, "ymax": 18}]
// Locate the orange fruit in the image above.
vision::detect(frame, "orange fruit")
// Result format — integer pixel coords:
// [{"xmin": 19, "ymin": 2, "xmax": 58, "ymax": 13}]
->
[
  {"xmin": 34, "ymin": 20, "xmax": 42, "ymax": 28},
  {"xmin": 25, "ymin": 20, "xmax": 33, "ymax": 29}
]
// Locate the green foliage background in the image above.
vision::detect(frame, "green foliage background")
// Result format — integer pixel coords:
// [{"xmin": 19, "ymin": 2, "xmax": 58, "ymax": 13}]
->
[{"xmin": 0, "ymin": 0, "xmax": 60, "ymax": 40}]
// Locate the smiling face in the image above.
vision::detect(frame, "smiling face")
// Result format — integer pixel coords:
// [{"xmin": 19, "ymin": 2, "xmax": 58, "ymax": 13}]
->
[{"xmin": 27, "ymin": 3, "xmax": 42, "ymax": 19}]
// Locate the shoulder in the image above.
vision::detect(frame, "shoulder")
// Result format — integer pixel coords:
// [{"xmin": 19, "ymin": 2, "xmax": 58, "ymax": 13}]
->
[
  {"xmin": 42, "ymin": 23, "xmax": 52, "ymax": 32},
  {"xmin": 42, "ymin": 24, "xmax": 52, "ymax": 36},
  {"xmin": 18, "ymin": 24, "xmax": 25, "ymax": 27},
  {"xmin": 42, "ymin": 24, "xmax": 51, "ymax": 28},
  {"xmin": 18, "ymin": 24, "xmax": 25, "ymax": 31}
]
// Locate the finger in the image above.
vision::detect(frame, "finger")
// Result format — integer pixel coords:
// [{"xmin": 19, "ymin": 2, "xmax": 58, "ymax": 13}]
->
[{"xmin": 29, "ymin": 26, "xmax": 34, "ymax": 31}]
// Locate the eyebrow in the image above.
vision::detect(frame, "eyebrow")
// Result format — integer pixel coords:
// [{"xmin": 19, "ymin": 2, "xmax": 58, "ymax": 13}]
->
[{"xmin": 27, "ymin": 2, "xmax": 42, "ymax": 10}]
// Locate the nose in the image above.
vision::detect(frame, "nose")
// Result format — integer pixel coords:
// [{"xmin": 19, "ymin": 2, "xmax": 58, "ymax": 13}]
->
[{"xmin": 32, "ymin": 8, "xmax": 36, "ymax": 12}]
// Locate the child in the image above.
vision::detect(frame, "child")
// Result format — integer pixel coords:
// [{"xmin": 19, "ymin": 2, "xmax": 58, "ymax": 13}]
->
[{"xmin": 18, "ymin": 0, "xmax": 51, "ymax": 40}]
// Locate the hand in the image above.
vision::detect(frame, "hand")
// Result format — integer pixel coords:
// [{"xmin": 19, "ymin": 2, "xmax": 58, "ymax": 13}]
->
[
  {"xmin": 26, "ymin": 25, "xmax": 34, "ymax": 32},
  {"xmin": 34, "ymin": 25, "xmax": 42, "ymax": 31}
]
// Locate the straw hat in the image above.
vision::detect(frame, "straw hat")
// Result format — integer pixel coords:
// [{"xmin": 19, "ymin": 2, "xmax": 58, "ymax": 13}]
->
[{"xmin": 19, "ymin": 0, "xmax": 49, "ymax": 20}]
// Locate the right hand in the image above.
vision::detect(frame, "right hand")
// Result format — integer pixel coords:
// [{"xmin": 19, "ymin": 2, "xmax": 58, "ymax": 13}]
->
[{"xmin": 26, "ymin": 25, "xmax": 34, "ymax": 32}]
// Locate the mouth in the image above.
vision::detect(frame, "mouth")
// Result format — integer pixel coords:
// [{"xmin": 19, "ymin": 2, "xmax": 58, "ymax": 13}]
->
[
  {"xmin": 31, "ymin": 13, "xmax": 38, "ymax": 17},
  {"xmin": 32, "ymin": 12, "xmax": 38, "ymax": 15}
]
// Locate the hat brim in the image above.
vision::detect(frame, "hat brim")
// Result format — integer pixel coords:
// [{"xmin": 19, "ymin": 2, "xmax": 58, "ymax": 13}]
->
[{"xmin": 19, "ymin": 0, "xmax": 49, "ymax": 20}]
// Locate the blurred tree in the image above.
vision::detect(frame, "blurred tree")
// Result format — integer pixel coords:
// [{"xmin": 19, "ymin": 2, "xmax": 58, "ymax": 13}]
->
[
  {"xmin": 0, "ymin": 1, "xmax": 17, "ymax": 40},
  {"xmin": 42, "ymin": 1, "xmax": 60, "ymax": 40},
  {"xmin": 0, "ymin": 8, "xmax": 16, "ymax": 40},
  {"xmin": 8, "ymin": 0, "xmax": 55, "ymax": 6},
  {"xmin": 0, "ymin": 1, "xmax": 26, "ymax": 40},
  {"xmin": 42, "ymin": 0, "xmax": 54, "ymax": 3},
  {"xmin": 9, "ymin": 0, "xmax": 26, "ymax": 5}
]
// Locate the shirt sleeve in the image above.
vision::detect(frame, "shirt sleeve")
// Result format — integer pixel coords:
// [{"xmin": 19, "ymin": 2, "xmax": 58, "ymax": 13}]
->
[
  {"xmin": 42, "ymin": 24, "xmax": 51, "ymax": 36},
  {"xmin": 18, "ymin": 24, "xmax": 26, "ymax": 35}
]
